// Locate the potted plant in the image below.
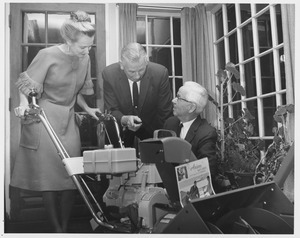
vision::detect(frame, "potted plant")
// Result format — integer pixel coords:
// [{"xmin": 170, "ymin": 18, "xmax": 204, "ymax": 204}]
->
[
  {"xmin": 254, "ymin": 104, "xmax": 294, "ymax": 184},
  {"xmin": 210, "ymin": 63, "xmax": 265, "ymax": 190},
  {"xmin": 210, "ymin": 63, "xmax": 294, "ymax": 191}
]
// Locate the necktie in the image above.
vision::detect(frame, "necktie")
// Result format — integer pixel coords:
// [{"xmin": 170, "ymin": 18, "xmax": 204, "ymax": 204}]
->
[
  {"xmin": 132, "ymin": 81, "xmax": 139, "ymax": 114},
  {"xmin": 177, "ymin": 123, "xmax": 183, "ymax": 137}
]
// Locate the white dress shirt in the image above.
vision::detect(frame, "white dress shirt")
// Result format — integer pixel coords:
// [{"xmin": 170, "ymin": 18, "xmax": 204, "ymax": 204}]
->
[
  {"xmin": 180, "ymin": 118, "xmax": 196, "ymax": 139},
  {"xmin": 128, "ymin": 79, "xmax": 141, "ymax": 104}
]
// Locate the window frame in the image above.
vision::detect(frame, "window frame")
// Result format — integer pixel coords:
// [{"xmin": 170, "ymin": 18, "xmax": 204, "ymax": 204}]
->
[
  {"xmin": 137, "ymin": 8, "xmax": 182, "ymax": 97},
  {"xmin": 211, "ymin": 3, "xmax": 287, "ymax": 141}
]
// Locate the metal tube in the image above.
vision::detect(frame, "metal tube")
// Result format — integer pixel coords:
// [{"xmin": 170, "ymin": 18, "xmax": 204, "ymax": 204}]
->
[
  {"xmin": 112, "ymin": 117, "xmax": 124, "ymax": 148},
  {"xmin": 79, "ymin": 176, "xmax": 107, "ymax": 222},
  {"xmin": 72, "ymin": 175, "xmax": 114, "ymax": 229},
  {"xmin": 34, "ymin": 107, "xmax": 115, "ymax": 230}
]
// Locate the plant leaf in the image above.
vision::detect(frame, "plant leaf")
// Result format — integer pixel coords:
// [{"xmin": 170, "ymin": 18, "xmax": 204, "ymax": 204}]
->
[
  {"xmin": 275, "ymin": 106, "xmax": 287, "ymax": 116},
  {"xmin": 286, "ymin": 104, "xmax": 294, "ymax": 113},
  {"xmin": 274, "ymin": 135, "xmax": 282, "ymax": 144},
  {"xmin": 225, "ymin": 62, "xmax": 240, "ymax": 79},
  {"xmin": 273, "ymin": 114, "xmax": 282, "ymax": 123},
  {"xmin": 243, "ymin": 108, "xmax": 255, "ymax": 120},
  {"xmin": 232, "ymin": 82, "xmax": 246, "ymax": 96},
  {"xmin": 216, "ymin": 69, "xmax": 227, "ymax": 82}
]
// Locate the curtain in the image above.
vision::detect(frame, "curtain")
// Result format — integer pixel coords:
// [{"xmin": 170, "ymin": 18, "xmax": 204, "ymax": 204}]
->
[
  {"xmin": 118, "ymin": 3, "xmax": 138, "ymax": 52},
  {"xmin": 281, "ymin": 4, "xmax": 295, "ymax": 143},
  {"xmin": 281, "ymin": 4, "xmax": 295, "ymax": 203},
  {"xmin": 181, "ymin": 4, "xmax": 217, "ymax": 126}
]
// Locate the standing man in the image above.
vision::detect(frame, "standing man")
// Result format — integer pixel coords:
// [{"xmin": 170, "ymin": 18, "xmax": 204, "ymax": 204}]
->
[
  {"xmin": 189, "ymin": 181, "xmax": 200, "ymax": 200},
  {"xmin": 164, "ymin": 81, "xmax": 218, "ymax": 178},
  {"xmin": 103, "ymin": 42, "xmax": 173, "ymax": 148}
]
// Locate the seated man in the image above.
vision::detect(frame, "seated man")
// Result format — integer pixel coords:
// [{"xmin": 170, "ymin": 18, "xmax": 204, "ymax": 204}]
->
[{"xmin": 163, "ymin": 81, "xmax": 218, "ymax": 180}]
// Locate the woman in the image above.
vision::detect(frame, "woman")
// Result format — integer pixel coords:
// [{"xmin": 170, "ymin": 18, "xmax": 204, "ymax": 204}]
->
[{"xmin": 11, "ymin": 11, "xmax": 100, "ymax": 232}]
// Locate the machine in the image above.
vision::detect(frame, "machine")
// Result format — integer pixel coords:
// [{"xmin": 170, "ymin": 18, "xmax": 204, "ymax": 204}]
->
[{"xmin": 25, "ymin": 89, "xmax": 294, "ymax": 234}]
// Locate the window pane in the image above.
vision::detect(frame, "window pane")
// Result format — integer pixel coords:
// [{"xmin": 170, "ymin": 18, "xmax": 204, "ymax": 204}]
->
[
  {"xmin": 174, "ymin": 48, "xmax": 182, "ymax": 76},
  {"xmin": 244, "ymin": 60, "xmax": 256, "ymax": 98},
  {"xmin": 263, "ymin": 96, "xmax": 277, "ymax": 136},
  {"xmin": 256, "ymin": 4, "xmax": 269, "ymax": 13},
  {"xmin": 173, "ymin": 18, "xmax": 181, "ymax": 45},
  {"xmin": 23, "ymin": 13, "xmax": 45, "ymax": 43},
  {"xmin": 169, "ymin": 78, "xmax": 183, "ymax": 97},
  {"xmin": 89, "ymin": 46, "xmax": 97, "ymax": 78},
  {"xmin": 276, "ymin": 5, "xmax": 283, "ymax": 44},
  {"xmin": 148, "ymin": 17, "xmax": 170, "ymax": 45},
  {"xmin": 137, "ymin": 16, "xmax": 146, "ymax": 44},
  {"xmin": 257, "ymin": 11, "xmax": 272, "ymax": 53},
  {"xmin": 227, "ymin": 4, "xmax": 236, "ymax": 32},
  {"xmin": 229, "ymin": 32, "xmax": 238, "ymax": 63},
  {"xmin": 261, "ymin": 53, "xmax": 275, "ymax": 94},
  {"xmin": 48, "ymin": 13, "xmax": 69, "ymax": 44},
  {"xmin": 242, "ymin": 22, "xmax": 254, "ymax": 60},
  {"xmin": 232, "ymin": 103, "xmax": 242, "ymax": 119},
  {"xmin": 148, "ymin": 46, "xmax": 172, "ymax": 75},
  {"xmin": 240, "ymin": 4, "xmax": 251, "ymax": 23},
  {"xmin": 279, "ymin": 48, "xmax": 286, "ymax": 90},
  {"xmin": 246, "ymin": 100, "xmax": 259, "ymax": 136},
  {"xmin": 216, "ymin": 40, "xmax": 225, "ymax": 70},
  {"xmin": 22, "ymin": 46, "xmax": 44, "ymax": 70},
  {"xmin": 175, "ymin": 78, "xmax": 183, "ymax": 93},
  {"xmin": 215, "ymin": 9, "xmax": 224, "ymax": 39}
]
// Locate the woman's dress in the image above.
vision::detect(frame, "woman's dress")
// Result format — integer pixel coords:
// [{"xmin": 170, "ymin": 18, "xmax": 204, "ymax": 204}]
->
[{"xmin": 10, "ymin": 46, "xmax": 94, "ymax": 191}]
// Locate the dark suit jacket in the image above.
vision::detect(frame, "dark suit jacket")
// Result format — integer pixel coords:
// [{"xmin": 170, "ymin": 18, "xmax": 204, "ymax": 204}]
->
[
  {"xmin": 102, "ymin": 62, "xmax": 173, "ymax": 147},
  {"xmin": 164, "ymin": 115, "xmax": 218, "ymax": 177}
]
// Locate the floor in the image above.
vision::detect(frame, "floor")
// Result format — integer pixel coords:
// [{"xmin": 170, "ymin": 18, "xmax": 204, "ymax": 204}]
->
[{"xmin": 4, "ymin": 177, "xmax": 123, "ymax": 234}]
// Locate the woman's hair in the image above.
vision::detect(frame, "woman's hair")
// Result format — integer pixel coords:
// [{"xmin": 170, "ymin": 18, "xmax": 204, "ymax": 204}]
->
[
  {"xmin": 60, "ymin": 10, "xmax": 95, "ymax": 43},
  {"xmin": 183, "ymin": 81, "xmax": 208, "ymax": 114},
  {"xmin": 120, "ymin": 42, "xmax": 148, "ymax": 64}
]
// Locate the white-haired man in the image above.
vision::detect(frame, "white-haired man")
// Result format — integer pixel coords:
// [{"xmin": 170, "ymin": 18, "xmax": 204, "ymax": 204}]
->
[{"xmin": 164, "ymin": 81, "xmax": 218, "ymax": 178}]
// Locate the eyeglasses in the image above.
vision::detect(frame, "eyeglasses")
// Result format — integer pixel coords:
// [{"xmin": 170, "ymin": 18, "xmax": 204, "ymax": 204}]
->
[{"xmin": 175, "ymin": 95, "xmax": 193, "ymax": 103}]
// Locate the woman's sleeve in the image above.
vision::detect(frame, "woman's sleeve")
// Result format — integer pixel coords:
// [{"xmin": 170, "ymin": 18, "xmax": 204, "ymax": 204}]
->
[
  {"xmin": 79, "ymin": 58, "xmax": 94, "ymax": 95},
  {"xmin": 15, "ymin": 72, "xmax": 43, "ymax": 97},
  {"xmin": 15, "ymin": 49, "xmax": 51, "ymax": 98}
]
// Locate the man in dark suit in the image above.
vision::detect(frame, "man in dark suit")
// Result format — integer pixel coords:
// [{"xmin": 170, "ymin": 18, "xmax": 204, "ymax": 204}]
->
[
  {"xmin": 103, "ymin": 42, "xmax": 173, "ymax": 148},
  {"xmin": 189, "ymin": 181, "xmax": 200, "ymax": 200},
  {"xmin": 164, "ymin": 81, "xmax": 218, "ymax": 178}
]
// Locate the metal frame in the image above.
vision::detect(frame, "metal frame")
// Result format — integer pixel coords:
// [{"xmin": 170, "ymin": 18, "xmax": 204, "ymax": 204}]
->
[{"xmin": 26, "ymin": 90, "xmax": 115, "ymax": 230}]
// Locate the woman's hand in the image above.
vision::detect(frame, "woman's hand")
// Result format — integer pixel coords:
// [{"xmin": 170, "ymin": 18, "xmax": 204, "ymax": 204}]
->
[
  {"xmin": 14, "ymin": 104, "xmax": 30, "ymax": 118},
  {"xmin": 85, "ymin": 107, "xmax": 102, "ymax": 120}
]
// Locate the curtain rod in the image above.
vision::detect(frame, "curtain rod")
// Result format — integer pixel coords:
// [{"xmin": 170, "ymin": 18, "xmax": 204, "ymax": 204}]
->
[
  {"xmin": 137, "ymin": 5, "xmax": 183, "ymax": 10},
  {"xmin": 116, "ymin": 3, "xmax": 187, "ymax": 11}
]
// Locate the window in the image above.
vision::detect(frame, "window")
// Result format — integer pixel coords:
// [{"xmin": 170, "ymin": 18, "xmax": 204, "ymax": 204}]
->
[
  {"xmin": 136, "ymin": 8, "xmax": 182, "ymax": 97},
  {"xmin": 212, "ymin": 4, "xmax": 285, "ymax": 145}
]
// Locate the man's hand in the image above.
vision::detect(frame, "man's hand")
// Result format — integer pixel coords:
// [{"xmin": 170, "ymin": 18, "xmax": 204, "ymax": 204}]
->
[{"xmin": 121, "ymin": 115, "xmax": 142, "ymax": 131}]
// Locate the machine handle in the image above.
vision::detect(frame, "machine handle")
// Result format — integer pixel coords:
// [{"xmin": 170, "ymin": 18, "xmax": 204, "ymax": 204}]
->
[{"xmin": 153, "ymin": 129, "xmax": 176, "ymax": 139}]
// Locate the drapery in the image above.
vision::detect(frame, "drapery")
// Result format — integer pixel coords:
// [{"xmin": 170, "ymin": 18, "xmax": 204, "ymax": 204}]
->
[
  {"xmin": 118, "ymin": 3, "xmax": 138, "ymax": 52},
  {"xmin": 281, "ymin": 4, "xmax": 295, "ymax": 143},
  {"xmin": 281, "ymin": 4, "xmax": 295, "ymax": 203},
  {"xmin": 181, "ymin": 4, "xmax": 217, "ymax": 126}
]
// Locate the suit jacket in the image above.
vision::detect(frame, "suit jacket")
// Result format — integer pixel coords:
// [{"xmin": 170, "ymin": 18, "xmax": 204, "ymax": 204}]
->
[
  {"xmin": 102, "ymin": 62, "xmax": 173, "ymax": 147},
  {"xmin": 164, "ymin": 115, "xmax": 218, "ymax": 177}
]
